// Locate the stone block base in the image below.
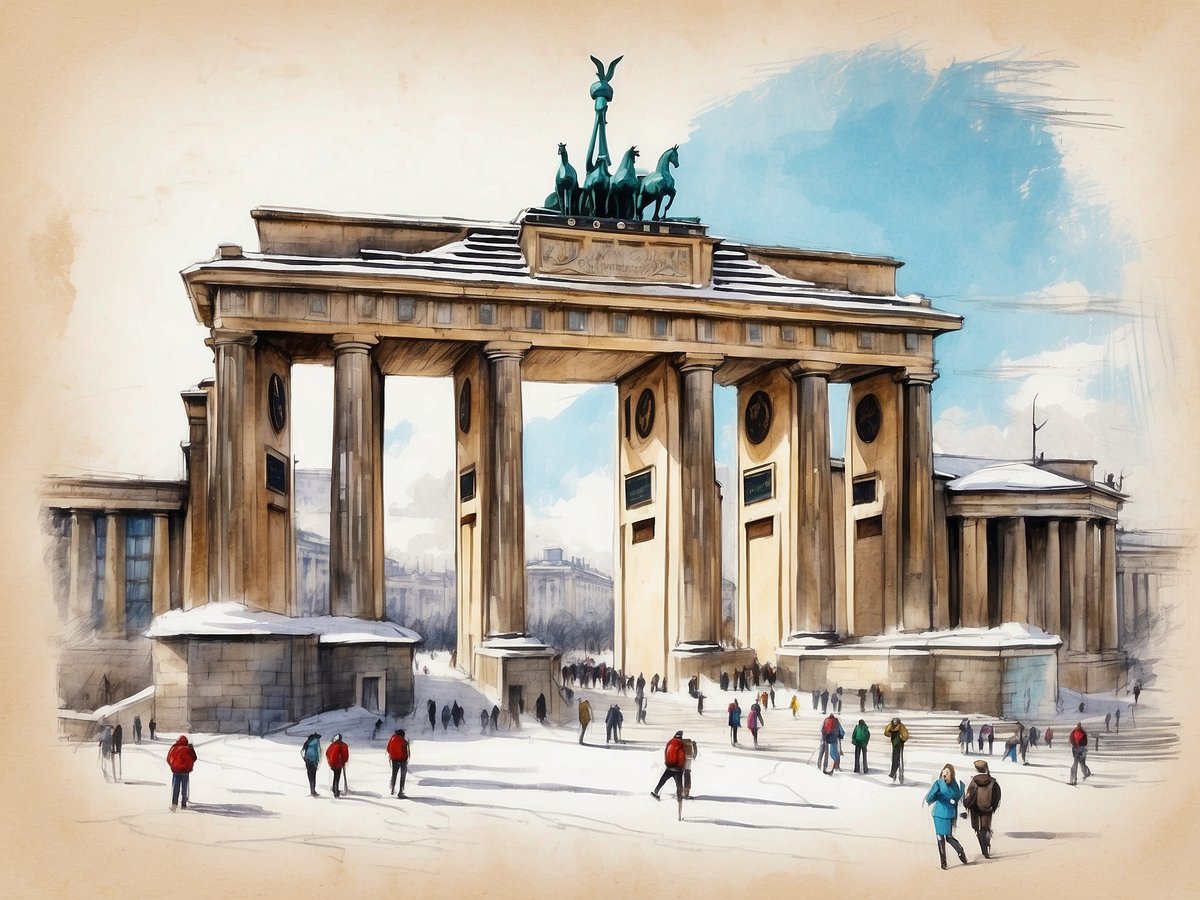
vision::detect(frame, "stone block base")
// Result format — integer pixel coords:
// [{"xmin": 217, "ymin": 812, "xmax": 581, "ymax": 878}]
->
[
  {"xmin": 474, "ymin": 643, "xmax": 558, "ymax": 725},
  {"xmin": 776, "ymin": 644, "xmax": 1060, "ymax": 718},
  {"xmin": 1059, "ymin": 651, "xmax": 1127, "ymax": 695},
  {"xmin": 669, "ymin": 644, "xmax": 758, "ymax": 693}
]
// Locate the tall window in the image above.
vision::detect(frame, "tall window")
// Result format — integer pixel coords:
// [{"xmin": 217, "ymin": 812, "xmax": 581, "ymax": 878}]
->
[
  {"xmin": 93, "ymin": 516, "xmax": 107, "ymax": 629},
  {"xmin": 125, "ymin": 516, "xmax": 153, "ymax": 632}
]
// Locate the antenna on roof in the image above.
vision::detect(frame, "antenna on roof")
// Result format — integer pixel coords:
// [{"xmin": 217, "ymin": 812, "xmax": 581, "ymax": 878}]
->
[{"xmin": 1031, "ymin": 393, "xmax": 1048, "ymax": 462}]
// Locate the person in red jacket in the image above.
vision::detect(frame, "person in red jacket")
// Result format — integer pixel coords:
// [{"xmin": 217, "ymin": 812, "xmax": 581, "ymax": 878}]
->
[
  {"xmin": 386, "ymin": 728, "xmax": 410, "ymax": 798},
  {"xmin": 1068, "ymin": 722, "xmax": 1091, "ymax": 785},
  {"xmin": 326, "ymin": 734, "xmax": 350, "ymax": 798},
  {"xmin": 166, "ymin": 735, "xmax": 197, "ymax": 811},
  {"xmin": 651, "ymin": 730, "xmax": 687, "ymax": 802}
]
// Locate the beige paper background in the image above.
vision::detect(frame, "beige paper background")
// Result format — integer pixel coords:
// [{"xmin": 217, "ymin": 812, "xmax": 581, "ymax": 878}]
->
[{"xmin": 1, "ymin": 1, "xmax": 1196, "ymax": 895}]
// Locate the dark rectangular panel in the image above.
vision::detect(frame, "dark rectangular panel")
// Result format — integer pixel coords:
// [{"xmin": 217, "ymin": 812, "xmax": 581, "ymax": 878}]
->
[
  {"xmin": 460, "ymin": 468, "xmax": 477, "ymax": 502},
  {"xmin": 743, "ymin": 467, "xmax": 774, "ymax": 505},
  {"xmin": 632, "ymin": 518, "xmax": 655, "ymax": 544},
  {"xmin": 266, "ymin": 452, "xmax": 288, "ymax": 495},
  {"xmin": 624, "ymin": 469, "xmax": 653, "ymax": 508}
]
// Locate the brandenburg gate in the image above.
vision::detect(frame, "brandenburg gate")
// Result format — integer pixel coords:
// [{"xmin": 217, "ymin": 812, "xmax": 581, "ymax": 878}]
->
[{"xmin": 175, "ymin": 57, "xmax": 962, "ymax": 714}]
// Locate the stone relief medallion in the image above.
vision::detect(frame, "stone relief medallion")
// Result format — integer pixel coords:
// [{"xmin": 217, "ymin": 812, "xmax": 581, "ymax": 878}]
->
[
  {"xmin": 745, "ymin": 390, "xmax": 772, "ymax": 445},
  {"xmin": 635, "ymin": 388, "xmax": 656, "ymax": 439},
  {"xmin": 855, "ymin": 393, "xmax": 882, "ymax": 444},
  {"xmin": 458, "ymin": 379, "xmax": 472, "ymax": 434},
  {"xmin": 267, "ymin": 373, "xmax": 287, "ymax": 434}
]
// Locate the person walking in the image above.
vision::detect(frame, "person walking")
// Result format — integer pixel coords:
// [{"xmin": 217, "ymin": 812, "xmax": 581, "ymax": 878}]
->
[
  {"xmin": 148, "ymin": 718, "xmax": 157, "ymax": 741},
  {"xmin": 535, "ymin": 693, "xmax": 547, "ymax": 724},
  {"xmin": 605, "ymin": 704, "xmax": 623, "ymax": 743},
  {"xmin": 326, "ymin": 734, "xmax": 349, "ymax": 798},
  {"xmin": 925, "ymin": 763, "xmax": 969, "ymax": 869},
  {"xmin": 426, "ymin": 698, "xmax": 437, "ymax": 731},
  {"xmin": 852, "ymin": 718, "xmax": 871, "ymax": 774},
  {"xmin": 112, "ymin": 723, "xmax": 124, "ymax": 782},
  {"xmin": 301, "ymin": 732, "xmax": 322, "ymax": 797},
  {"xmin": 1068, "ymin": 722, "xmax": 1092, "ymax": 785},
  {"xmin": 858, "ymin": 687, "xmax": 867, "ymax": 712},
  {"xmin": 441, "ymin": 704, "xmax": 451, "ymax": 731},
  {"xmin": 884, "ymin": 717, "xmax": 909, "ymax": 783},
  {"xmin": 133, "ymin": 715, "xmax": 142, "ymax": 744},
  {"xmin": 371, "ymin": 718, "xmax": 384, "ymax": 740},
  {"xmin": 747, "ymin": 702, "xmax": 763, "ymax": 749},
  {"xmin": 1114, "ymin": 708, "xmax": 1121, "ymax": 733},
  {"xmin": 1133, "ymin": 681, "xmax": 1142, "ymax": 704},
  {"xmin": 819, "ymin": 714, "xmax": 844, "ymax": 774},
  {"xmin": 1044, "ymin": 726, "xmax": 1055, "ymax": 749},
  {"xmin": 386, "ymin": 728, "xmax": 409, "ymax": 798},
  {"xmin": 490, "ymin": 704, "xmax": 500, "ymax": 731},
  {"xmin": 97, "ymin": 723, "xmax": 114, "ymax": 782},
  {"xmin": 650, "ymin": 730, "xmax": 687, "ymax": 820},
  {"xmin": 166, "ymin": 735, "xmax": 197, "ymax": 811},
  {"xmin": 980, "ymin": 722, "xmax": 994, "ymax": 755},
  {"xmin": 682, "ymin": 735, "xmax": 699, "ymax": 799},
  {"xmin": 578, "ymin": 698, "xmax": 592, "ymax": 744},
  {"xmin": 789, "ymin": 694, "xmax": 800, "ymax": 719},
  {"xmin": 963, "ymin": 760, "xmax": 1001, "ymax": 859},
  {"xmin": 727, "ymin": 698, "xmax": 742, "ymax": 746}
]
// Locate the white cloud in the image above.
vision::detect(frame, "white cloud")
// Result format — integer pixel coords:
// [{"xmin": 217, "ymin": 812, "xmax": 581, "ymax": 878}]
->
[
  {"xmin": 522, "ymin": 383, "xmax": 591, "ymax": 421},
  {"xmin": 526, "ymin": 470, "xmax": 615, "ymax": 572}
]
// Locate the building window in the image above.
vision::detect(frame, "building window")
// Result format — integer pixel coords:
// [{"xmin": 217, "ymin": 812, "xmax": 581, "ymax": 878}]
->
[
  {"xmin": 396, "ymin": 297, "xmax": 416, "ymax": 321},
  {"xmin": 746, "ymin": 323, "xmax": 763, "ymax": 344},
  {"xmin": 611, "ymin": 313, "xmax": 628, "ymax": 334},
  {"xmin": 567, "ymin": 310, "xmax": 588, "ymax": 332},
  {"xmin": 528, "ymin": 308, "xmax": 544, "ymax": 330},
  {"xmin": 93, "ymin": 516, "xmax": 107, "ymax": 629},
  {"xmin": 780, "ymin": 325, "xmax": 796, "ymax": 342},
  {"xmin": 654, "ymin": 316, "xmax": 670, "ymax": 337},
  {"xmin": 858, "ymin": 331, "xmax": 874, "ymax": 349},
  {"xmin": 435, "ymin": 302, "xmax": 452, "ymax": 325},
  {"xmin": 905, "ymin": 332, "xmax": 919, "ymax": 351},
  {"xmin": 852, "ymin": 477, "xmax": 877, "ymax": 505},
  {"xmin": 814, "ymin": 326, "xmax": 832, "ymax": 347},
  {"xmin": 697, "ymin": 319, "xmax": 714, "ymax": 342},
  {"xmin": 479, "ymin": 304, "xmax": 496, "ymax": 325},
  {"xmin": 124, "ymin": 515, "xmax": 153, "ymax": 632}
]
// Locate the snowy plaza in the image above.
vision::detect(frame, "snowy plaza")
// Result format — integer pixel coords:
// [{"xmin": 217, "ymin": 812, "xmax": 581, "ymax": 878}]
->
[{"xmin": 52, "ymin": 651, "xmax": 1185, "ymax": 897}]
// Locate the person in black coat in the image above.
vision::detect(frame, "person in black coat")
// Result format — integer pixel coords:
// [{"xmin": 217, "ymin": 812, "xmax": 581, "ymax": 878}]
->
[
  {"xmin": 426, "ymin": 698, "xmax": 437, "ymax": 731},
  {"xmin": 535, "ymin": 693, "xmax": 547, "ymax": 723}
]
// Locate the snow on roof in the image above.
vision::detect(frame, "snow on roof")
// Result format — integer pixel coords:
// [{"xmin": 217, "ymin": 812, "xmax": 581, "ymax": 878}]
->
[
  {"xmin": 63, "ymin": 685, "xmax": 156, "ymax": 720},
  {"xmin": 947, "ymin": 462, "xmax": 1084, "ymax": 493},
  {"xmin": 146, "ymin": 602, "xmax": 421, "ymax": 644},
  {"xmin": 475, "ymin": 634, "xmax": 552, "ymax": 656}
]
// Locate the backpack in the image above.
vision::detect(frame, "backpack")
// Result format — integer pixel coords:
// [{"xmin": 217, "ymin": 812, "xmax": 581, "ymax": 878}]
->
[
  {"xmin": 972, "ymin": 779, "xmax": 995, "ymax": 813},
  {"xmin": 822, "ymin": 717, "xmax": 837, "ymax": 736}
]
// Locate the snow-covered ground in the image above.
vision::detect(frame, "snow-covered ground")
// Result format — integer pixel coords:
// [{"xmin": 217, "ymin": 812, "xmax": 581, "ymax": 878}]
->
[{"xmin": 31, "ymin": 653, "xmax": 1189, "ymax": 898}]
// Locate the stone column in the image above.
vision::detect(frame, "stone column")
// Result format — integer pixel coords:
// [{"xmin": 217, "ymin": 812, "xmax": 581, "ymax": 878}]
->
[
  {"xmin": 679, "ymin": 354, "xmax": 723, "ymax": 644},
  {"xmin": 791, "ymin": 363, "xmax": 836, "ymax": 632},
  {"xmin": 899, "ymin": 371, "xmax": 937, "ymax": 632},
  {"xmin": 68, "ymin": 512, "xmax": 97, "ymax": 623},
  {"xmin": 103, "ymin": 514, "xmax": 125, "ymax": 636},
  {"xmin": 1100, "ymin": 520, "xmax": 1118, "ymax": 650},
  {"xmin": 1045, "ymin": 520, "xmax": 1062, "ymax": 638},
  {"xmin": 485, "ymin": 342, "xmax": 528, "ymax": 636},
  {"xmin": 181, "ymin": 382, "xmax": 212, "ymax": 608},
  {"xmin": 959, "ymin": 517, "xmax": 988, "ymax": 627},
  {"xmin": 330, "ymin": 334, "xmax": 384, "ymax": 620},
  {"xmin": 152, "ymin": 514, "xmax": 172, "ymax": 618},
  {"xmin": 210, "ymin": 330, "xmax": 257, "ymax": 604},
  {"xmin": 1066, "ymin": 518, "xmax": 1087, "ymax": 651},
  {"xmin": 1084, "ymin": 519, "xmax": 1100, "ymax": 651},
  {"xmin": 1001, "ymin": 517, "xmax": 1029, "ymax": 624}
]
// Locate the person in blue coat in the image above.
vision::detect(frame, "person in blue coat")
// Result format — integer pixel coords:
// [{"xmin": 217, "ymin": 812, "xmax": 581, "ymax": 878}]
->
[
  {"xmin": 727, "ymin": 699, "xmax": 742, "ymax": 746},
  {"xmin": 924, "ymin": 762, "xmax": 968, "ymax": 869}
]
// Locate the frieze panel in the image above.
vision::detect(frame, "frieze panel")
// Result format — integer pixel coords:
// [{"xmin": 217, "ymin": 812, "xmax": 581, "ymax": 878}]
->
[{"xmin": 537, "ymin": 235, "xmax": 693, "ymax": 282}]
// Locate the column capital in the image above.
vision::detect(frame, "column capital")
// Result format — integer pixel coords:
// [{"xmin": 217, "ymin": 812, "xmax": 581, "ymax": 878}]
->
[
  {"xmin": 483, "ymin": 340, "xmax": 532, "ymax": 362},
  {"xmin": 893, "ymin": 368, "xmax": 938, "ymax": 386},
  {"xmin": 208, "ymin": 328, "xmax": 257, "ymax": 348},
  {"xmin": 787, "ymin": 360, "xmax": 838, "ymax": 380},
  {"xmin": 332, "ymin": 333, "xmax": 379, "ymax": 355},
  {"xmin": 676, "ymin": 352, "xmax": 725, "ymax": 373}
]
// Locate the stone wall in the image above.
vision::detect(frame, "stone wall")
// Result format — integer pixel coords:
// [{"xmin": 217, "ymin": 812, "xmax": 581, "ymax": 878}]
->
[
  {"xmin": 152, "ymin": 638, "xmax": 190, "ymax": 731},
  {"xmin": 1059, "ymin": 651, "xmax": 1125, "ymax": 694},
  {"xmin": 320, "ymin": 643, "xmax": 415, "ymax": 717},
  {"xmin": 58, "ymin": 638, "xmax": 153, "ymax": 710}
]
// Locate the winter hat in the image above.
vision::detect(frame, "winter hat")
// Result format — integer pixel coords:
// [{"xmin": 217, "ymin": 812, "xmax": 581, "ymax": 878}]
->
[
  {"xmin": 309, "ymin": 733, "xmax": 321, "ymax": 739},
  {"xmin": 333, "ymin": 734, "xmax": 342, "ymax": 741},
  {"xmin": 974, "ymin": 760, "xmax": 989, "ymax": 773},
  {"xmin": 674, "ymin": 731, "xmax": 684, "ymax": 738}
]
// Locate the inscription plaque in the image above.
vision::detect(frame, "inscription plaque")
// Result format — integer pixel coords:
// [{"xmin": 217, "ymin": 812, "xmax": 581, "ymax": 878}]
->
[
  {"xmin": 624, "ymin": 469, "xmax": 653, "ymax": 508},
  {"xmin": 266, "ymin": 451, "xmax": 288, "ymax": 496},
  {"xmin": 743, "ymin": 465, "xmax": 774, "ymax": 505},
  {"xmin": 538, "ymin": 235, "xmax": 692, "ymax": 282}
]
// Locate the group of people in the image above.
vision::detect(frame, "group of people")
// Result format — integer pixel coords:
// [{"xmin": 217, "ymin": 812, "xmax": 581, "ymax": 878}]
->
[
  {"xmin": 923, "ymin": 760, "xmax": 1002, "ymax": 868},
  {"xmin": 96, "ymin": 715, "xmax": 159, "ymax": 782},
  {"xmin": 718, "ymin": 658, "xmax": 778, "ymax": 693}
]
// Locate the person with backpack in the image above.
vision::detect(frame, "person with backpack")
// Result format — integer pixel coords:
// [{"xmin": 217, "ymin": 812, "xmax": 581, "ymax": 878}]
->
[
  {"xmin": 727, "ymin": 698, "xmax": 742, "ymax": 746},
  {"xmin": 651, "ymin": 730, "xmax": 688, "ymax": 819},
  {"xmin": 166, "ymin": 735, "xmax": 197, "ymax": 811},
  {"xmin": 924, "ymin": 762, "xmax": 968, "ymax": 869},
  {"xmin": 386, "ymin": 728, "xmax": 410, "ymax": 797},
  {"xmin": 818, "ymin": 714, "xmax": 844, "ymax": 774},
  {"xmin": 747, "ymin": 701, "xmax": 764, "ymax": 749},
  {"xmin": 1069, "ymin": 722, "xmax": 1092, "ymax": 785},
  {"xmin": 884, "ymin": 717, "xmax": 909, "ymax": 783},
  {"xmin": 325, "ymin": 734, "xmax": 349, "ymax": 798},
  {"xmin": 962, "ymin": 760, "xmax": 1001, "ymax": 858},
  {"xmin": 852, "ymin": 718, "xmax": 871, "ymax": 774},
  {"xmin": 301, "ymin": 733, "xmax": 322, "ymax": 797}
]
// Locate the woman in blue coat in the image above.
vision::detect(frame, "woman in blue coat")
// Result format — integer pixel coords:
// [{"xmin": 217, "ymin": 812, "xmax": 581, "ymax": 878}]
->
[{"xmin": 924, "ymin": 763, "xmax": 968, "ymax": 869}]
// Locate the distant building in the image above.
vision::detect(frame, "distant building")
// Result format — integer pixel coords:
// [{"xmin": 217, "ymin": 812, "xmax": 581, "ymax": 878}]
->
[{"xmin": 526, "ymin": 547, "xmax": 613, "ymax": 622}]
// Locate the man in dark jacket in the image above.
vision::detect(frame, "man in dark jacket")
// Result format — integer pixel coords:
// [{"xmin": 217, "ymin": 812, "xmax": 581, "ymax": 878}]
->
[
  {"xmin": 301, "ymin": 733, "xmax": 322, "ymax": 796},
  {"xmin": 535, "ymin": 693, "xmax": 547, "ymax": 724},
  {"xmin": 963, "ymin": 760, "xmax": 1002, "ymax": 858},
  {"xmin": 852, "ymin": 719, "xmax": 870, "ymax": 774},
  {"xmin": 651, "ymin": 730, "xmax": 687, "ymax": 819},
  {"xmin": 605, "ymin": 704, "xmax": 624, "ymax": 743},
  {"xmin": 166, "ymin": 735, "xmax": 197, "ymax": 811}
]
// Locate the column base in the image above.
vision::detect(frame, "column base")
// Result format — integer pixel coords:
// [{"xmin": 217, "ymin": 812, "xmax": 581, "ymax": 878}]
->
[
  {"xmin": 474, "ymin": 639, "xmax": 559, "ymax": 726},
  {"xmin": 1058, "ymin": 650, "xmax": 1127, "ymax": 694},
  {"xmin": 669, "ymin": 643, "xmax": 758, "ymax": 692}
]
